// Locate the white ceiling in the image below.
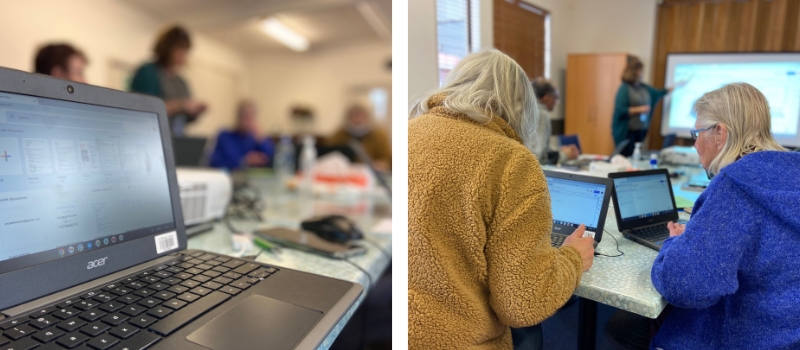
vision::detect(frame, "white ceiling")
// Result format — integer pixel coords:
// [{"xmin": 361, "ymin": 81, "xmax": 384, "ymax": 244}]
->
[{"xmin": 122, "ymin": 0, "xmax": 392, "ymax": 54}]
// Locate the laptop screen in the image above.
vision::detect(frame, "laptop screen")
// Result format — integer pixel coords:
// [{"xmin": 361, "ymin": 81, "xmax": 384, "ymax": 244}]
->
[
  {"xmin": 613, "ymin": 173, "xmax": 675, "ymax": 222},
  {"xmin": 546, "ymin": 176, "xmax": 606, "ymax": 233},
  {"xmin": 0, "ymin": 91, "xmax": 175, "ymax": 274}
]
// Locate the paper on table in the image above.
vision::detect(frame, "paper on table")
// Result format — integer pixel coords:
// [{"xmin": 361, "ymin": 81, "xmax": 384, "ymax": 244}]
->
[{"xmin": 371, "ymin": 218, "xmax": 392, "ymax": 235}]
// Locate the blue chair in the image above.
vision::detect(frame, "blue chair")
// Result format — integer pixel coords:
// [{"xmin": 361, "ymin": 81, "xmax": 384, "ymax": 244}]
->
[{"xmin": 558, "ymin": 135, "xmax": 582, "ymax": 153}]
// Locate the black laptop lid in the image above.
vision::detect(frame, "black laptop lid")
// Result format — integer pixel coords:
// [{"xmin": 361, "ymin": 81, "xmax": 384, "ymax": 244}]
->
[
  {"xmin": 544, "ymin": 170, "xmax": 613, "ymax": 243},
  {"xmin": 0, "ymin": 68, "xmax": 186, "ymax": 311},
  {"xmin": 608, "ymin": 169, "xmax": 679, "ymax": 232},
  {"xmin": 172, "ymin": 136, "xmax": 207, "ymax": 166}
]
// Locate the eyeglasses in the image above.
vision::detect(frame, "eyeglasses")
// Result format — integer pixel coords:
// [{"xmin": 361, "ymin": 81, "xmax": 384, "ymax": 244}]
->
[{"xmin": 690, "ymin": 124, "xmax": 716, "ymax": 140}]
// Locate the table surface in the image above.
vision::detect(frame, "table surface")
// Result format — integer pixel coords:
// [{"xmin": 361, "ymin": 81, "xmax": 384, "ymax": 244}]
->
[
  {"xmin": 186, "ymin": 175, "xmax": 392, "ymax": 349},
  {"xmin": 547, "ymin": 164, "xmax": 705, "ymax": 318}
]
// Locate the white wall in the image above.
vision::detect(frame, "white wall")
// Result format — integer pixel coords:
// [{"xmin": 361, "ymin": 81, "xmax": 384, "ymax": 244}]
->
[
  {"xmin": 410, "ymin": 0, "xmax": 659, "ymax": 119},
  {"xmin": 562, "ymin": 0, "xmax": 658, "ymax": 81},
  {"xmin": 0, "ymin": 0, "xmax": 249, "ymax": 138},
  {"xmin": 247, "ymin": 41, "xmax": 392, "ymax": 136},
  {"xmin": 408, "ymin": 0, "xmax": 439, "ymax": 106}
]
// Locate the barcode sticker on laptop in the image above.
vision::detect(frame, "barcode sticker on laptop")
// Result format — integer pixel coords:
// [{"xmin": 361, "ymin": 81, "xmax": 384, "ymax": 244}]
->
[
  {"xmin": 154, "ymin": 231, "xmax": 178, "ymax": 254},
  {"xmin": 583, "ymin": 231, "xmax": 596, "ymax": 239}
]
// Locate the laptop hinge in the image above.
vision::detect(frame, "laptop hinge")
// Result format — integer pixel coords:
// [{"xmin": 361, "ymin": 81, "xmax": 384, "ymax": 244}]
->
[{"xmin": 2, "ymin": 255, "xmax": 177, "ymax": 318}]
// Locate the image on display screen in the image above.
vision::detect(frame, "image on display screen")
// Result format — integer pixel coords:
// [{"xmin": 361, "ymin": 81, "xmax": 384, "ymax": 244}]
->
[
  {"xmin": 546, "ymin": 177, "xmax": 605, "ymax": 233},
  {"xmin": 662, "ymin": 53, "xmax": 800, "ymax": 147},
  {"xmin": 613, "ymin": 174, "xmax": 675, "ymax": 222},
  {"xmin": 0, "ymin": 91, "xmax": 175, "ymax": 274}
]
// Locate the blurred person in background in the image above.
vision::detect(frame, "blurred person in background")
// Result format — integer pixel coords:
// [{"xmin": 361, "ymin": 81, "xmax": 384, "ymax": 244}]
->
[
  {"xmin": 531, "ymin": 77, "xmax": 579, "ymax": 164},
  {"xmin": 326, "ymin": 104, "xmax": 391, "ymax": 171},
  {"xmin": 34, "ymin": 43, "xmax": 88, "ymax": 83},
  {"xmin": 210, "ymin": 100, "xmax": 275, "ymax": 170},
  {"xmin": 130, "ymin": 25, "xmax": 206, "ymax": 136}
]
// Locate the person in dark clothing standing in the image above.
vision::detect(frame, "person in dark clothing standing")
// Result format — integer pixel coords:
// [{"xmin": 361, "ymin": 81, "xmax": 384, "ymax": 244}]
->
[{"xmin": 130, "ymin": 26, "xmax": 206, "ymax": 136}]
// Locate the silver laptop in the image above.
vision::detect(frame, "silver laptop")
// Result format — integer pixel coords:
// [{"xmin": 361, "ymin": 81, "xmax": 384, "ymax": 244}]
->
[{"xmin": 0, "ymin": 67, "xmax": 361, "ymax": 350}]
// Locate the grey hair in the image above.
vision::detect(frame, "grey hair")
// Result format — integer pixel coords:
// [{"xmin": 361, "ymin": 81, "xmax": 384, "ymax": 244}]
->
[
  {"xmin": 409, "ymin": 50, "xmax": 539, "ymax": 152},
  {"xmin": 694, "ymin": 82, "xmax": 786, "ymax": 175},
  {"xmin": 531, "ymin": 77, "xmax": 558, "ymax": 99}
]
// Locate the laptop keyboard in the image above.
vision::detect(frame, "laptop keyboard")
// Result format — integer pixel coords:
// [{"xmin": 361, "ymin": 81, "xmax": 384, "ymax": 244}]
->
[
  {"xmin": 631, "ymin": 225, "xmax": 670, "ymax": 241},
  {"xmin": 550, "ymin": 234, "xmax": 566, "ymax": 247},
  {"xmin": 0, "ymin": 251, "xmax": 278, "ymax": 350}
]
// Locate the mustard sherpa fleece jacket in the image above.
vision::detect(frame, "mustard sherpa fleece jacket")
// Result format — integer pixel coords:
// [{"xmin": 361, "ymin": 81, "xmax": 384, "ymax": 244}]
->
[{"xmin": 408, "ymin": 95, "xmax": 584, "ymax": 349}]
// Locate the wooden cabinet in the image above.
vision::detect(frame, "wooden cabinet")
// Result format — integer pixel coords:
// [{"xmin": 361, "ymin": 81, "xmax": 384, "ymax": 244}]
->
[{"xmin": 564, "ymin": 53, "xmax": 628, "ymax": 155}]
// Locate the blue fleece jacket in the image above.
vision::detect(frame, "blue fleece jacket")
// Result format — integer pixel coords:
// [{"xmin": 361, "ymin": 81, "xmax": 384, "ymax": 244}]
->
[
  {"xmin": 209, "ymin": 130, "xmax": 275, "ymax": 170},
  {"xmin": 651, "ymin": 151, "xmax": 800, "ymax": 349}
]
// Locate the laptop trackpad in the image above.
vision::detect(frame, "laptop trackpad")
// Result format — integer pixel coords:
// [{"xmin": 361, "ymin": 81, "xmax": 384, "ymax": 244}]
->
[{"xmin": 186, "ymin": 294, "xmax": 323, "ymax": 350}]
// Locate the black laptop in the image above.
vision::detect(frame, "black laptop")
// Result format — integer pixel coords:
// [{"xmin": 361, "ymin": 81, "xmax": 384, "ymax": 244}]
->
[
  {"xmin": 0, "ymin": 68, "xmax": 362, "ymax": 350},
  {"xmin": 608, "ymin": 169, "xmax": 679, "ymax": 251},
  {"xmin": 544, "ymin": 171, "xmax": 613, "ymax": 248},
  {"xmin": 171, "ymin": 137, "xmax": 207, "ymax": 167}
]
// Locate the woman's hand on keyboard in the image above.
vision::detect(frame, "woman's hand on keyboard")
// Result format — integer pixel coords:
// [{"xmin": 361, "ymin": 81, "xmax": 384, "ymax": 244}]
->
[
  {"xmin": 562, "ymin": 224, "xmax": 594, "ymax": 272},
  {"xmin": 667, "ymin": 222, "xmax": 686, "ymax": 237}
]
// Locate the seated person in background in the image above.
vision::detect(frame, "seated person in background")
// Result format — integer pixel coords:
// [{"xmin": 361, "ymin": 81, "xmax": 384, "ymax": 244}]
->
[
  {"xmin": 531, "ymin": 77, "xmax": 579, "ymax": 164},
  {"xmin": 326, "ymin": 104, "xmax": 391, "ymax": 171},
  {"xmin": 408, "ymin": 50, "xmax": 594, "ymax": 350},
  {"xmin": 651, "ymin": 83, "xmax": 800, "ymax": 349},
  {"xmin": 210, "ymin": 100, "xmax": 275, "ymax": 170},
  {"xmin": 34, "ymin": 43, "xmax": 88, "ymax": 83},
  {"xmin": 130, "ymin": 26, "xmax": 206, "ymax": 136}
]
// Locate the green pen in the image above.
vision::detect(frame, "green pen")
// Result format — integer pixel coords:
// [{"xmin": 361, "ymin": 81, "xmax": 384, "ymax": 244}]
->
[{"xmin": 253, "ymin": 236, "xmax": 279, "ymax": 253}]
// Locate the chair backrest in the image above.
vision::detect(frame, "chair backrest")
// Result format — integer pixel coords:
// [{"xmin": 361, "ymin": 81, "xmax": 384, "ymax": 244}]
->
[
  {"xmin": 558, "ymin": 134, "xmax": 582, "ymax": 153},
  {"xmin": 662, "ymin": 133, "xmax": 677, "ymax": 149}
]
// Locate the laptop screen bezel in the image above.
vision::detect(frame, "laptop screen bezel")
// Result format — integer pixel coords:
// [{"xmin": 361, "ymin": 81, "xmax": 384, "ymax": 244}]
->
[
  {"xmin": 608, "ymin": 169, "xmax": 679, "ymax": 232},
  {"xmin": 543, "ymin": 170, "xmax": 613, "ymax": 243},
  {"xmin": 0, "ymin": 67, "xmax": 187, "ymax": 311}
]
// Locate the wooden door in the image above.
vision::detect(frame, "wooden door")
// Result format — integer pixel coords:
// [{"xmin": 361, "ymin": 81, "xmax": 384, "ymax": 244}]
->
[{"xmin": 565, "ymin": 53, "xmax": 627, "ymax": 155}]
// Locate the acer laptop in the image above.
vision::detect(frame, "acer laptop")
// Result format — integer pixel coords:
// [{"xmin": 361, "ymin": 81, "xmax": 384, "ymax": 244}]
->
[
  {"xmin": 544, "ymin": 171, "xmax": 613, "ymax": 248},
  {"xmin": 608, "ymin": 169, "xmax": 679, "ymax": 251},
  {"xmin": 0, "ymin": 68, "xmax": 362, "ymax": 350}
]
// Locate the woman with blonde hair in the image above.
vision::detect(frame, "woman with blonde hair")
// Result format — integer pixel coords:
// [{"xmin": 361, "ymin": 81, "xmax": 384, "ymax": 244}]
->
[
  {"xmin": 651, "ymin": 83, "xmax": 800, "ymax": 349},
  {"xmin": 408, "ymin": 50, "xmax": 596, "ymax": 349}
]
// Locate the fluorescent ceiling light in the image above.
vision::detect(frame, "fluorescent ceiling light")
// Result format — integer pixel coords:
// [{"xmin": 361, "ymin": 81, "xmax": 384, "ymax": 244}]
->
[
  {"xmin": 356, "ymin": 1, "xmax": 390, "ymax": 43},
  {"xmin": 260, "ymin": 17, "xmax": 310, "ymax": 52}
]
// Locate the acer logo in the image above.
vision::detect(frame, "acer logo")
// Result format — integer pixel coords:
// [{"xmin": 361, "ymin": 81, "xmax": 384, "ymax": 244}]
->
[
  {"xmin": 553, "ymin": 227, "xmax": 562, "ymax": 231},
  {"xmin": 87, "ymin": 257, "xmax": 108, "ymax": 270}
]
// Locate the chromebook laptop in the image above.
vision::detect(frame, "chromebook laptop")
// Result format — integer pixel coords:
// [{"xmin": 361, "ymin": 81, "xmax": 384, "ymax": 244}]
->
[
  {"xmin": 544, "ymin": 171, "xmax": 613, "ymax": 248},
  {"xmin": 608, "ymin": 169, "xmax": 679, "ymax": 251},
  {"xmin": 0, "ymin": 67, "xmax": 362, "ymax": 350}
]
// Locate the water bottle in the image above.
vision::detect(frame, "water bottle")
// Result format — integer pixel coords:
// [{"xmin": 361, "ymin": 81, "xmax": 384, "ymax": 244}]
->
[
  {"xmin": 300, "ymin": 135, "xmax": 317, "ymax": 193},
  {"xmin": 650, "ymin": 153, "xmax": 658, "ymax": 169},
  {"xmin": 274, "ymin": 135, "xmax": 296, "ymax": 181},
  {"xmin": 632, "ymin": 142, "xmax": 642, "ymax": 170}
]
